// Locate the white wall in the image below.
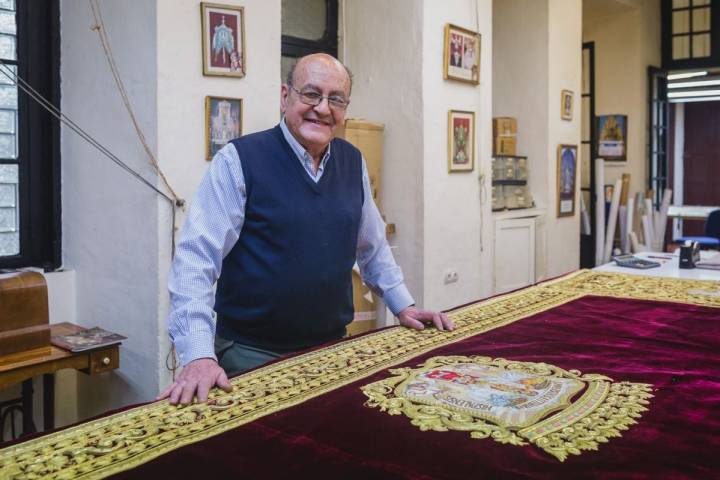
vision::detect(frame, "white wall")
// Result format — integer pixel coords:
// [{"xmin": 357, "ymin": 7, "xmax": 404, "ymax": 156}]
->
[
  {"xmin": 583, "ymin": 0, "xmax": 661, "ymax": 200},
  {"xmin": 156, "ymin": 0, "xmax": 281, "ymax": 391},
  {"xmin": 493, "ymin": 0, "xmax": 548, "ymax": 209},
  {"xmin": 545, "ymin": 0, "xmax": 582, "ymax": 277},
  {"xmin": 61, "ymin": 0, "xmax": 161, "ymax": 418},
  {"xmin": 493, "ymin": 0, "xmax": 581, "ymax": 280},
  {"xmin": 344, "ymin": 0, "xmax": 494, "ymax": 311},
  {"xmin": 422, "ymin": 0, "xmax": 493, "ymax": 309},
  {"xmin": 343, "ymin": 0, "xmax": 425, "ymax": 305}
]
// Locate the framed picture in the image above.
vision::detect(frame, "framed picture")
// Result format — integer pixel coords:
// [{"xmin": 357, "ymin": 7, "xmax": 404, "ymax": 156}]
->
[
  {"xmin": 596, "ymin": 114, "xmax": 627, "ymax": 161},
  {"xmin": 561, "ymin": 90, "xmax": 573, "ymax": 121},
  {"xmin": 443, "ymin": 24, "xmax": 481, "ymax": 85},
  {"xmin": 205, "ymin": 96, "xmax": 242, "ymax": 160},
  {"xmin": 201, "ymin": 2, "xmax": 245, "ymax": 77},
  {"xmin": 557, "ymin": 144, "xmax": 578, "ymax": 217},
  {"xmin": 448, "ymin": 110, "xmax": 475, "ymax": 173}
]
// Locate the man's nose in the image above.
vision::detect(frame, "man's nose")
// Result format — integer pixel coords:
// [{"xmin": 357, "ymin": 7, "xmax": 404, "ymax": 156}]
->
[{"xmin": 313, "ymin": 97, "xmax": 332, "ymax": 115}]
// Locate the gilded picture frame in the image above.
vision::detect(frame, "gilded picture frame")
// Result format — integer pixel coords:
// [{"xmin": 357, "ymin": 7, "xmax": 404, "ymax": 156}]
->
[
  {"xmin": 205, "ymin": 95, "xmax": 243, "ymax": 160},
  {"xmin": 443, "ymin": 24, "xmax": 481, "ymax": 85},
  {"xmin": 596, "ymin": 114, "xmax": 627, "ymax": 162},
  {"xmin": 201, "ymin": 2, "xmax": 246, "ymax": 78},
  {"xmin": 557, "ymin": 144, "xmax": 578, "ymax": 217},
  {"xmin": 448, "ymin": 110, "xmax": 475, "ymax": 173},
  {"xmin": 561, "ymin": 90, "xmax": 573, "ymax": 121}
]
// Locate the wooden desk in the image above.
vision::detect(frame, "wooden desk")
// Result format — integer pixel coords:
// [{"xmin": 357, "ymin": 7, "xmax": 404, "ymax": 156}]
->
[{"xmin": 0, "ymin": 322, "xmax": 120, "ymax": 439}]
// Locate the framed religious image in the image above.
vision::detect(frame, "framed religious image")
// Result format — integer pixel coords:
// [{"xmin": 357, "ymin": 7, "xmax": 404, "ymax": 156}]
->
[
  {"xmin": 201, "ymin": 2, "xmax": 245, "ymax": 77},
  {"xmin": 205, "ymin": 96, "xmax": 242, "ymax": 160},
  {"xmin": 448, "ymin": 110, "xmax": 475, "ymax": 173},
  {"xmin": 561, "ymin": 90, "xmax": 573, "ymax": 121},
  {"xmin": 596, "ymin": 114, "xmax": 627, "ymax": 162},
  {"xmin": 443, "ymin": 24, "xmax": 481, "ymax": 85},
  {"xmin": 556, "ymin": 144, "xmax": 577, "ymax": 217}
]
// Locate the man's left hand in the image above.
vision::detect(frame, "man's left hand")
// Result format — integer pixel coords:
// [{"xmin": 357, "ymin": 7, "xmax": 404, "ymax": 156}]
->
[{"xmin": 397, "ymin": 306, "xmax": 454, "ymax": 331}]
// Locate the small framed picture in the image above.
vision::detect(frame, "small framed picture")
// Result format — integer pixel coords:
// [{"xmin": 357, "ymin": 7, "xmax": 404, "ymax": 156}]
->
[
  {"xmin": 443, "ymin": 24, "xmax": 481, "ymax": 85},
  {"xmin": 557, "ymin": 144, "xmax": 578, "ymax": 217},
  {"xmin": 561, "ymin": 90, "xmax": 573, "ymax": 121},
  {"xmin": 205, "ymin": 96, "xmax": 242, "ymax": 160},
  {"xmin": 596, "ymin": 114, "xmax": 627, "ymax": 162},
  {"xmin": 448, "ymin": 110, "xmax": 475, "ymax": 173},
  {"xmin": 201, "ymin": 2, "xmax": 245, "ymax": 77}
]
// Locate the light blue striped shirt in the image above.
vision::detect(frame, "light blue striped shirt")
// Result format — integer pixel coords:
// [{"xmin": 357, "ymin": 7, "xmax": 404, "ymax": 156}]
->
[{"xmin": 168, "ymin": 120, "xmax": 414, "ymax": 366}]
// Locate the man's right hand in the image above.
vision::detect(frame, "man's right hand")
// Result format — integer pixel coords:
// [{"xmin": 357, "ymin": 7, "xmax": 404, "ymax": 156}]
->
[{"xmin": 157, "ymin": 358, "xmax": 232, "ymax": 405}]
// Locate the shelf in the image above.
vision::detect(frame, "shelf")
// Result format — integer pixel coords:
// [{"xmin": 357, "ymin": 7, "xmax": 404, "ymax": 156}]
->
[{"xmin": 492, "ymin": 207, "xmax": 546, "ymax": 220}]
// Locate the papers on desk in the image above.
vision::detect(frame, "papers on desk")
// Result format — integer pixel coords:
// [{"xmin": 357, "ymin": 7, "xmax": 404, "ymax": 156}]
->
[{"xmin": 696, "ymin": 252, "xmax": 720, "ymax": 271}]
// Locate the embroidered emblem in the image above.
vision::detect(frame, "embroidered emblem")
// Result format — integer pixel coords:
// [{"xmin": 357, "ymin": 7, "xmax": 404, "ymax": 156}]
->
[{"xmin": 362, "ymin": 356, "xmax": 653, "ymax": 461}]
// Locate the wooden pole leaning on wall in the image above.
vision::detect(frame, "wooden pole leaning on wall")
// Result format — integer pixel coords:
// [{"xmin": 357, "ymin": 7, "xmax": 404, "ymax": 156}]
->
[
  {"xmin": 603, "ymin": 178, "xmax": 623, "ymax": 263},
  {"xmin": 594, "ymin": 159, "xmax": 606, "ymax": 267}
]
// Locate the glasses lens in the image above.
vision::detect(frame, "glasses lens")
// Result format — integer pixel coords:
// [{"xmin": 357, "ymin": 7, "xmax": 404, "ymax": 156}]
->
[{"xmin": 299, "ymin": 91, "xmax": 322, "ymax": 105}]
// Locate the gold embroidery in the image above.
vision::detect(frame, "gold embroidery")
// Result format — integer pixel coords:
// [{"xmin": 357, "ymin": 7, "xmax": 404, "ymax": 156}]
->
[
  {"xmin": 362, "ymin": 356, "xmax": 653, "ymax": 462},
  {"xmin": 0, "ymin": 271, "xmax": 714, "ymax": 478}
]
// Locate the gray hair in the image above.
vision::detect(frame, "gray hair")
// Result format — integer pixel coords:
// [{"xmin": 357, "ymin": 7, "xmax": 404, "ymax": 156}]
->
[{"xmin": 286, "ymin": 54, "xmax": 353, "ymax": 94}]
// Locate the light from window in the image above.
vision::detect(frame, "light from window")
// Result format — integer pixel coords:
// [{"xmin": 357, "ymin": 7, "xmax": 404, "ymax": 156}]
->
[{"xmin": 0, "ymin": 0, "xmax": 16, "ymax": 258}]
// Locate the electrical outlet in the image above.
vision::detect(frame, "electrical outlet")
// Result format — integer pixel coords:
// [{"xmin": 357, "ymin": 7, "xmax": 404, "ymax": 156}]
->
[{"xmin": 443, "ymin": 269, "xmax": 459, "ymax": 285}]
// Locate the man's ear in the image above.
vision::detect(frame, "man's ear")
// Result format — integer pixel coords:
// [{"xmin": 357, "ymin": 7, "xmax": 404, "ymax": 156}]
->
[{"xmin": 280, "ymin": 84, "xmax": 289, "ymax": 113}]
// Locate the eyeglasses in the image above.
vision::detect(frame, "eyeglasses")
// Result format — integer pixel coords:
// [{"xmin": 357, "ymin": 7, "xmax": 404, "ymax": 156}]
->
[{"xmin": 290, "ymin": 86, "xmax": 350, "ymax": 110}]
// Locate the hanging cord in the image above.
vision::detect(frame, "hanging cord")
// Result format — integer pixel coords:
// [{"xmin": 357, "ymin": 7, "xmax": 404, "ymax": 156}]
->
[
  {"xmin": 88, "ymin": 0, "xmax": 182, "ymax": 210},
  {"xmin": 88, "ymin": 0, "xmax": 186, "ymax": 378},
  {"xmin": 0, "ymin": 62, "xmax": 177, "ymax": 208}
]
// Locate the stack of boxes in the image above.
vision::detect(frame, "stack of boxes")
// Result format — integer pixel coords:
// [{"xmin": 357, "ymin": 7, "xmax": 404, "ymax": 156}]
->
[{"xmin": 492, "ymin": 117, "xmax": 533, "ymax": 211}]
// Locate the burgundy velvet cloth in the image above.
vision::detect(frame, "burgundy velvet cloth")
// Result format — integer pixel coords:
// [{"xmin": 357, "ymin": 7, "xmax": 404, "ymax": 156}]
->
[{"xmin": 113, "ymin": 296, "xmax": 718, "ymax": 478}]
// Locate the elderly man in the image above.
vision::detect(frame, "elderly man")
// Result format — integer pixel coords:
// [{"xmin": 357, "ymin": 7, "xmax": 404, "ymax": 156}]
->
[{"xmin": 160, "ymin": 54, "xmax": 453, "ymax": 406}]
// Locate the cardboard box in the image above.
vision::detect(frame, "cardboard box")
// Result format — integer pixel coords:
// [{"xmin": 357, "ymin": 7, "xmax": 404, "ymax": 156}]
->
[
  {"xmin": 347, "ymin": 270, "xmax": 377, "ymax": 337},
  {"xmin": 341, "ymin": 119, "xmax": 385, "ymax": 209},
  {"xmin": 493, "ymin": 117, "xmax": 517, "ymax": 137},
  {"xmin": 494, "ymin": 136, "xmax": 517, "ymax": 156}
]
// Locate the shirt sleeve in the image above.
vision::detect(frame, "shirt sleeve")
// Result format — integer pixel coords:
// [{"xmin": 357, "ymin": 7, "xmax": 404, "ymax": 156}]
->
[
  {"xmin": 356, "ymin": 157, "xmax": 415, "ymax": 315},
  {"xmin": 167, "ymin": 143, "xmax": 246, "ymax": 366}
]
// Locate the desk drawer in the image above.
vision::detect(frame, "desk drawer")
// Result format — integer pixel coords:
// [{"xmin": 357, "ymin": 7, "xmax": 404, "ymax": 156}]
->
[{"xmin": 88, "ymin": 348, "xmax": 119, "ymax": 374}]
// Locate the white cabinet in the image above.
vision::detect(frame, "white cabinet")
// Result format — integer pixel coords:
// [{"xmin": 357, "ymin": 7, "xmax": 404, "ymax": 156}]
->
[{"xmin": 493, "ymin": 210, "xmax": 544, "ymax": 294}]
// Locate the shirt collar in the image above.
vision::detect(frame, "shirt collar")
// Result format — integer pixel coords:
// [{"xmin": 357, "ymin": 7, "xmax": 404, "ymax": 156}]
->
[{"xmin": 280, "ymin": 118, "xmax": 332, "ymax": 169}]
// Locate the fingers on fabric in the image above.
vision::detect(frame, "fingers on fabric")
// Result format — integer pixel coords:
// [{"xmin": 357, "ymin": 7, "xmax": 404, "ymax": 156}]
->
[
  {"xmin": 217, "ymin": 370, "xmax": 232, "ymax": 392},
  {"xmin": 399, "ymin": 314, "xmax": 425, "ymax": 330},
  {"xmin": 159, "ymin": 359, "xmax": 230, "ymax": 406},
  {"xmin": 440, "ymin": 312, "xmax": 454, "ymax": 331}
]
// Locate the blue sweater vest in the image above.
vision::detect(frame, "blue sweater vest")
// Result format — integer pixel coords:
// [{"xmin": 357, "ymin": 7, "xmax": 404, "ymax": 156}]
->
[{"xmin": 215, "ymin": 126, "xmax": 364, "ymax": 351}]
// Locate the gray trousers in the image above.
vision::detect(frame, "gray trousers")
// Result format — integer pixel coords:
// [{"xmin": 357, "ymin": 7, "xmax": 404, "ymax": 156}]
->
[{"xmin": 214, "ymin": 335, "xmax": 285, "ymax": 377}]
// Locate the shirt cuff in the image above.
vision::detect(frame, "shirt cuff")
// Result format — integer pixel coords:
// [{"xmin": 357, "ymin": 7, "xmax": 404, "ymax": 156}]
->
[
  {"xmin": 173, "ymin": 330, "xmax": 217, "ymax": 367},
  {"xmin": 383, "ymin": 283, "xmax": 415, "ymax": 315}
]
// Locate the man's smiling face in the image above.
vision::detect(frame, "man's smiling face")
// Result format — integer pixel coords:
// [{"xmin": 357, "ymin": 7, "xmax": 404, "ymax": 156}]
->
[{"xmin": 280, "ymin": 54, "xmax": 351, "ymax": 157}]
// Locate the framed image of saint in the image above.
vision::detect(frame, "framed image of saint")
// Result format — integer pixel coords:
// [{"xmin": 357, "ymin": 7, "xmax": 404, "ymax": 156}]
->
[
  {"xmin": 596, "ymin": 114, "xmax": 627, "ymax": 162},
  {"xmin": 443, "ymin": 24, "xmax": 481, "ymax": 85},
  {"xmin": 448, "ymin": 110, "xmax": 475, "ymax": 173},
  {"xmin": 205, "ymin": 96, "xmax": 242, "ymax": 160},
  {"xmin": 557, "ymin": 144, "xmax": 578, "ymax": 217},
  {"xmin": 201, "ymin": 2, "xmax": 245, "ymax": 77}
]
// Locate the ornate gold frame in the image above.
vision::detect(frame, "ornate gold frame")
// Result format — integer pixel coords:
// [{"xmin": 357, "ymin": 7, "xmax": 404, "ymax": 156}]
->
[
  {"xmin": 557, "ymin": 144, "xmax": 578, "ymax": 217},
  {"xmin": 443, "ymin": 23, "xmax": 481, "ymax": 85},
  {"xmin": 448, "ymin": 109, "xmax": 475, "ymax": 173},
  {"xmin": 200, "ymin": 2, "xmax": 246, "ymax": 78},
  {"xmin": 205, "ymin": 95, "xmax": 243, "ymax": 160}
]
